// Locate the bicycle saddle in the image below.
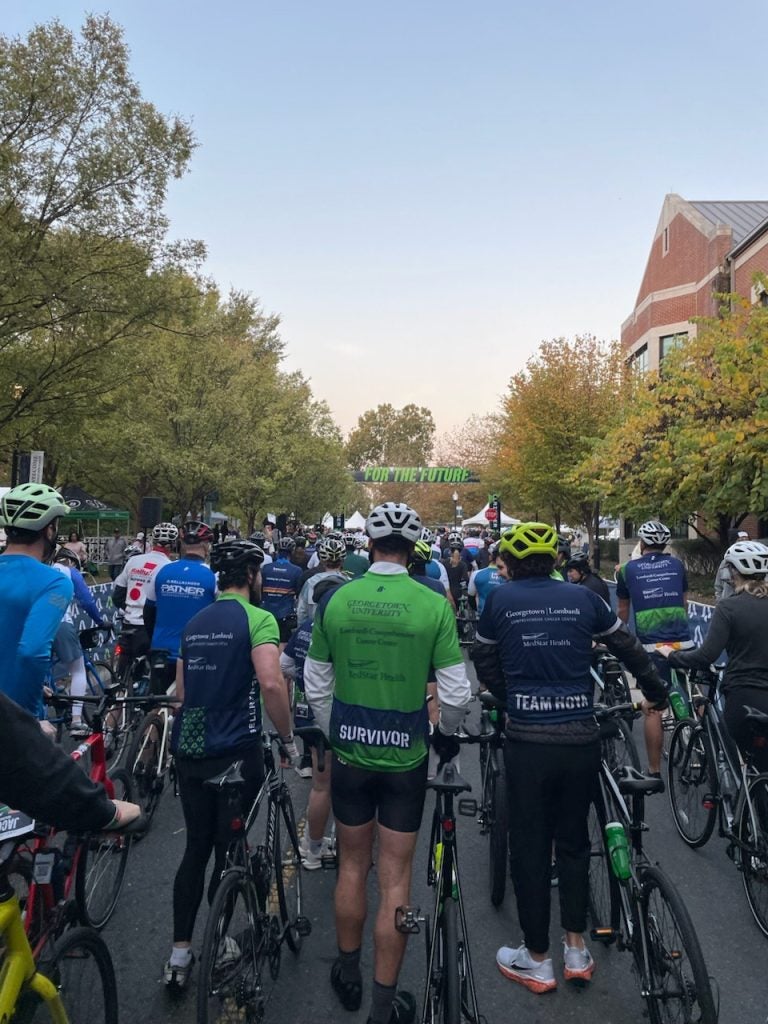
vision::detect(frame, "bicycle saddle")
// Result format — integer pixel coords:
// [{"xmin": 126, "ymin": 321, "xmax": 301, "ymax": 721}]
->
[
  {"xmin": 744, "ymin": 706, "xmax": 768, "ymax": 735},
  {"xmin": 615, "ymin": 765, "xmax": 665, "ymax": 796},
  {"xmin": 428, "ymin": 762, "xmax": 471, "ymax": 795},
  {"xmin": 203, "ymin": 760, "xmax": 245, "ymax": 789}
]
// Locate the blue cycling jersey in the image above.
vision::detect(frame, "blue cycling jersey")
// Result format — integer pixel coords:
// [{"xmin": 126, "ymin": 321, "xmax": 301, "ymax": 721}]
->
[
  {"xmin": 477, "ymin": 576, "xmax": 618, "ymax": 725},
  {"xmin": 0, "ymin": 554, "xmax": 73, "ymax": 716},
  {"xmin": 424, "ymin": 560, "xmax": 441, "ymax": 580},
  {"xmin": 616, "ymin": 553, "xmax": 690, "ymax": 645},
  {"xmin": 284, "ymin": 619, "xmax": 314, "ymax": 727},
  {"xmin": 260, "ymin": 556, "xmax": 303, "ymax": 621},
  {"xmin": 412, "ymin": 574, "xmax": 446, "ymax": 597},
  {"xmin": 470, "ymin": 565, "xmax": 503, "ymax": 615},
  {"xmin": 144, "ymin": 558, "xmax": 217, "ymax": 660}
]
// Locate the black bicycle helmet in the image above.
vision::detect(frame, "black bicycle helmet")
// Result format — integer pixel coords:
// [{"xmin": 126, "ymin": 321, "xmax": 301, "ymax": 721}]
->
[
  {"xmin": 210, "ymin": 540, "xmax": 265, "ymax": 573},
  {"xmin": 565, "ymin": 551, "xmax": 591, "ymax": 572},
  {"xmin": 249, "ymin": 530, "xmax": 266, "ymax": 548},
  {"xmin": 279, "ymin": 536, "xmax": 296, "ymax": 552},
  {"xmin": 182, "ymin": 520, "xmax": 214, "ymax": 545}
]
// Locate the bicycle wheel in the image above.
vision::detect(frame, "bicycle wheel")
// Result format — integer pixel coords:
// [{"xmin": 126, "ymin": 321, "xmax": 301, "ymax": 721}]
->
[
  {"xmin": 441, "ymin": 896, "xmax": 461, "ymax": 1024},
  {"xmin": 274, "ymin": 792, "xmax": 304, "ymax": 953},
  {"xmin": 75, "ymin": 769, "xmax": 132, "ymax": 930},
  {"xmin": 739, "ymin": 772, "xmax": 768, "ymax": 938},
  {"xmin": 488, "ymin": 764, "xmax": 507, "ymax": 907},
  {"xmin": 667, "ymin": 721, "xmax": 717, "ymax": 848},
  {"xmin": 639, "ymin": 865, "xmax": 717, "ymax": 1024},
  {"xmin": 601, "ymin": 718, "xmax": 641, "ymax": 776},
  {"xmin": 197, "ymin": 870, "xmax": 267, "ymax": 1024},
  {"xmin": 127, "ymin": 710, "xmax": 166, "ymax": 822},
  {"xmin": 33, "ymin": 925, "xmax": 118, "ymax": 1024},
  {"xmin": 587, "ymin": 797, "xmax": 620, "ymax": 937}
]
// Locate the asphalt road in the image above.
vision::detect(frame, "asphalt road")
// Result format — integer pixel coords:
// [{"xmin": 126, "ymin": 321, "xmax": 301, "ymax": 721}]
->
[{"xmin": 101, "ymin": 661, "xmax": 768, "ymax": 1024}]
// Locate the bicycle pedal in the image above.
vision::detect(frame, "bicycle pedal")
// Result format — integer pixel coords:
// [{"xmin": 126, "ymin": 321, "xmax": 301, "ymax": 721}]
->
[
  {"xmin": 395, "ymin": 905, "xmax": 423, "ymax": 934},
  {"xmin": 295, "ymin": 915, "xmax": 312, "ymax": 937},
  {"xmin": 320, "ymin": 853, "xmax": 337, "ymax": 870},
  {"xmin": 458, "ymin": 798, "xmax": 477, "ymax": 816},
  {"xmin": 589, "ymin": 927, "xmax": 618, "ymax": 945}
]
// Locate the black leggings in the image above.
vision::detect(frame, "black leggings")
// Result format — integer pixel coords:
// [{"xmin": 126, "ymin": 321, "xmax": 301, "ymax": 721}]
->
[
  {"xmin": 173, "ymin": 746, "xmax": 264, "ymax": 942},
  {"xmin": 504, "ymin": 738, "xmax": 600, "ymax": 955},
  {"xmin": 723, "ymin": 687, "xmax": 768, "ymax": 774}
]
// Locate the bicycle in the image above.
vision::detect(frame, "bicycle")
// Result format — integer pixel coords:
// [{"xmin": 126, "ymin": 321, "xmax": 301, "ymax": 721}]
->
[
  {"xmin": 196, "ymin": 733, "xmax": 311, "ymax": 1024},
  {"xmin": 666, "ymin": 666, "xmax": 768, "ymax": 937},
  {"xmin": 395, "ymin": 740, "xmax": 486, "ymax": 1024},
  {"xmin": 455, "ymin": 593, "xmax": 477, "ymax": 647},
  {"xmin": 475, "ymin": 691, "xmax": 507, "ymax": 907},
  {"xmin": 125, "ymin": 652, "xmax": 179, "ymax": 828},
  {"xmin": 43, "ymin": 692, "xmax": 134, "ymax": 930},
  {"xmin": 588, "ymin": 703, "xmax": 718, "ymax": 1024},
  {"xmin": 590, "ymin": 651, "xmax": 641, "ymax": 774},
  {"xmin": 0, "ymin": 810, "xmax": 120, "ymax": 1024}
]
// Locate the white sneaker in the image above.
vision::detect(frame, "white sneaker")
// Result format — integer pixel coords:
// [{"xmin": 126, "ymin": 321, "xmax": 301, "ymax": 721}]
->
[
  {"xmin": 496, "ymin": 944, "xmax": 556, "ymax": 993},
  {"xmin": 69, "ymin": 719, "xmax": 90, "ymax": 738},
  {"xmin": 163, "ymin": 951, "xmax": 194, "ymax": 990},
  {"xmin": 562, "ymin": 939, "xmax": 595, "ymax": 982},
  {"xmin": 301, "ymin": 838, "xmax": 332, "ymax": 871}
]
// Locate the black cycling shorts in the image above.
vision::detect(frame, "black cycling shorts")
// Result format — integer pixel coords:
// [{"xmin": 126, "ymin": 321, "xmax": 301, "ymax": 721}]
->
[{"xmin": 331, "ymin": 757, "xmax": 428, "ymax": 833}]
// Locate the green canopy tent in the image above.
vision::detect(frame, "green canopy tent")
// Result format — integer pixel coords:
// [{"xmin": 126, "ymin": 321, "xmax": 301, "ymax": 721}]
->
[{"xmin": 60, "ymin": 486, "xmax": 131, "ymax": 566}]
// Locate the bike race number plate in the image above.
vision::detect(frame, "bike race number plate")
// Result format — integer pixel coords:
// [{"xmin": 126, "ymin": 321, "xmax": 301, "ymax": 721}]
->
[{"xmin": 0, "ymin": 805, "xmax": 35, "ymax": 840}]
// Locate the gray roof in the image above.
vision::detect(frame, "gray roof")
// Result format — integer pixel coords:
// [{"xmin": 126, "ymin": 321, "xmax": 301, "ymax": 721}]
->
[{"xmin": 690, "ymin": 201, "xmax": 768, "ymax": 245}]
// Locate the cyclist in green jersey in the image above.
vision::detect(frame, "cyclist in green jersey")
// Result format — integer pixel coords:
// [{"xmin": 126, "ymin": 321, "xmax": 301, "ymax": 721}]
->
[{"xmin": 305, "ymin": 502, "xmax": 471, "ymax": 1024}]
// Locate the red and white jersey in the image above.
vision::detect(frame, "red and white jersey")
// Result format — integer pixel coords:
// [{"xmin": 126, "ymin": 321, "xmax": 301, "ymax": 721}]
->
[{"xmin": 114, "ymin": 549, "xmax": 171, "ymax": 624}]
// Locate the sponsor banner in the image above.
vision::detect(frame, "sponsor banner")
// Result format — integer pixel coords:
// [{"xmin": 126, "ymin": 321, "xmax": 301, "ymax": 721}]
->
[
  {"xmin": 72, "ymin": 583, "xmax": 117, "ymax": 659},
  {"xmin": 352, "ymin": 466, "xmax": 480, "ymax": 484}
]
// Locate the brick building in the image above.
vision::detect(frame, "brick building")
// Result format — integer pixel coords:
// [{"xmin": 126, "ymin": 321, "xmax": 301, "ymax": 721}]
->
[{"xmin": 621, "ymin": 193, "xmax": 768, "ymax": 373}]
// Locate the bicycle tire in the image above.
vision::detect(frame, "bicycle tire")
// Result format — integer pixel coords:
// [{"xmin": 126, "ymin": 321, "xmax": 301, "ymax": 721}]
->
[
  {"xmin": 441, "ymin": 896, "xmax": 461, "ymax": 1024},
  {"xmin": 639, "ymin": 864, "xmax": 717, "ymax": 1024},
  {"xmin": 587, "ymin": 797, "xmax": 620, "ymax": 937},
  {"xmin": 274, "ymin": 791, "xmax": 303, "ymax": 954},
  {"xmin": 739, "ymin": 772, "xmax": 768, "ymax": 938},
  {"xmin": 127, "ymin": 710, "xmax": 166, "ymax": 823},
  {"xmin": 75, "ymin": 769, "xmax": 132, "ymax": 930},
  {"xmin": 488, "ymin": 765, "xmax": 507, "ymax": 907},
  {"xmin": 35, "ymin": 925, "xmax": 119, "ymax": 1024},
  {"xmin": 197, "ymin": 869, "xmax": 267, "ymax": 1024},
  {"xmin": 667, "ymin": 720, "xmax": 717, "ymax": 848}
]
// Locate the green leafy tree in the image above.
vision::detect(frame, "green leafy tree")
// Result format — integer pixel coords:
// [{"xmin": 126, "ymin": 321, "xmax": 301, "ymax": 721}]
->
[
  {"xmin": 589, "ymin": 292, "xmax": 768, "ymax": 544},
  {"xmin": 493, "ymin": 336, "xmax": 629, "ymax": 546}
]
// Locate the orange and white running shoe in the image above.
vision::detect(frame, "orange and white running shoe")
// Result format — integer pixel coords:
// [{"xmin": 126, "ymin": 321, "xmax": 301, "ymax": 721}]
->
[
  {"xmin": 562, "ymin": 939, "xmax": 596, "ymax": 982},
  {"xmin": 496, "ymin": 944, "xmax": 556, "ymax": 994}
]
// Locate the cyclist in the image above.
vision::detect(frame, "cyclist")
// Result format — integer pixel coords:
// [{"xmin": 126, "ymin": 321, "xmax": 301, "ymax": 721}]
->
[
  {"xmin": 259, "ymin": 535, "xmax": 303, "ymax": 648},
  {"xmin": 661, "ymin": 539, "xmax": 768, "ymax": 772},
  {"xmin": 421, "ymin": 528, "xmax": 452, "ymax": 598},
  {"xmin": 468, "ymin": 542, "xmax": 503, "ymax": 615},
  {"xmin": 714, "ymin": 529, "xmax": 749, "ymax": 602},
  {"xmin": 471, "ymin": 522, "xmax": 668, "ymax": 994},
  {"xmin": 164, "ymin": 539, "xmax": 298, "ymax": 989},
  {"xmin": 616, "ymin": 519, "xmax": 692, "ymax": 779},
  {"xmin": 442, "ymin": 539, "xmax": 470, "ymax": 605},
  {"xmin": 552, "ymin": 534, "xmax": 571, "ymax": 580},
  {"xmin": 407, "ymin": 540, "xmax": 446, "ymax": 597},
  {"xmin": 143, "ymin": 520, "xmax": 216, "ymax": 691},
  {"xmin": 113, "ymin": 522, "xmax": 178, "ymax": 675},
  {"xmin": 51, "ymin": 548, "xmax": 109, "ymax": 737},
  {"xmin": 305, "ymin": 501, "xmax": 471, "ymax": 1024},
  {"xmin": 281, "ymin": 576, "xmax": 347, "ymax": 864},
  {"xmin": 296, "ymin": 535, "xmax": 347, "ymax": 624},
  {"xmin": 248, "ymin": 530, "xmax": 273, "ymax": 565},
  {"xmin": 343, "ymin": 532, "xmax": 369, "ymax": 578},
  {"xmin": 565, "ymin": 551, "xmax": 610, "ymax": 603},
  {"xmin": 0, "ymin": 483, "xmax": 73, "ymax": 721},
  {"xmin": 291, "ymin": 534, "xmax": 310, "ymax": 570}
]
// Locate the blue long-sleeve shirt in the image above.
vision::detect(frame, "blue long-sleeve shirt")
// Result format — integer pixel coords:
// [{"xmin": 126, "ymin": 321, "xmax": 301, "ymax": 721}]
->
[{"xmin": 0, "ymin": 555, "xmax": 73, "ymax": 715}]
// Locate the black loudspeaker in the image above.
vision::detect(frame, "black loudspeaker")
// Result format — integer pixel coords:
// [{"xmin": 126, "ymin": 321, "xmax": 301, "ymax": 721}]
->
[
  {"xmin": 140, "ymin": 496, "xmax": 163, "ymax": 527},
  {"xmin": 276, "ymin": 514, "xmax": 288, "ymax": 535}
]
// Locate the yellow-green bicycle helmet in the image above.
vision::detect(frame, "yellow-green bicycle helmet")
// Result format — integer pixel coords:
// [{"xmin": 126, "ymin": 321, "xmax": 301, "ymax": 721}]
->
[
  {"xmin": 412, "ymin": 539, "xmax": 433, "ymax": 563},
  {"xmin": 498, "ymin": 522, "xmax": 557, "ymax": 559}
]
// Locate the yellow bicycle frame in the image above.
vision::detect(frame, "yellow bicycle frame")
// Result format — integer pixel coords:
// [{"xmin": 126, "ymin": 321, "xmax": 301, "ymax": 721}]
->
[{"xmin": 0, "ymin": 894, "xmax": 67, "ymax": 1023}]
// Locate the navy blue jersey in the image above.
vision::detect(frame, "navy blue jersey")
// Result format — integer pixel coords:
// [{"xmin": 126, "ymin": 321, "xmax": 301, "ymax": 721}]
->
[
  {"xmin": 616, "ymin": 553, "xmax": 690, "ymax": 645},
  {"xmin": 476, "ymin": 576, "xmax": 618, "ymax": 725},
  {"xmin": 412, "ymin": 574, "xmax": 447, "ymax": 597},
  {"xmin": 144, "ymin": 558, "xmax": 216, "ymax": 660},
  {"xmin": 284, "ymin": 619, "xmax": 314, "ymax": 727},
  {"xmin": 260, "ymin": 556, "xmax": 303, "ymax": 621}
]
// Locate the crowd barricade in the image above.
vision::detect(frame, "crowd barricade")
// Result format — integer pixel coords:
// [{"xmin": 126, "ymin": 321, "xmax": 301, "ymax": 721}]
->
[{"xmin": 72, "ymin": 583, "xmax": 116, "ymax": 659}]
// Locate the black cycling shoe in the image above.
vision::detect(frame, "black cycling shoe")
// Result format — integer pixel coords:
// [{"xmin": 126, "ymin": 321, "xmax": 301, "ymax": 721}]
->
[
  {"xmin": 331, "ymin": 958, "xmax": 363, "ymax": 1011},
  {"xmin": 366, "ymin": 990, "xmax": 417, "ymax": 1024}
]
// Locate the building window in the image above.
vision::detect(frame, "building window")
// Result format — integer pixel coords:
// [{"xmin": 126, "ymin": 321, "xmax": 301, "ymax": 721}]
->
[
  {"xmin": 631, "ymin": 343, "xmax": 649, "ymax": 375},
  {"xmin": 663, "ymin": 226, "xmax": 669, "ymax": 255},
  {"xmin": 659, "ymin": 332, "xmax": 687, "ymax": 363}
]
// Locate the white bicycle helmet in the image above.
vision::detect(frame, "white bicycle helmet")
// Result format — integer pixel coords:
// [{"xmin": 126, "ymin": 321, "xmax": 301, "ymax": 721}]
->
[
  {"xmin": 317, "ymin": 536, "xmax": 346, "ymax": 562},
  {"xmin": 152, "ymin": 522, "xmax": 179, "ymax": 544},
  {"xmin": 365, "ymin": 503, "xmax": 422, "ymax": 542},
  {"xmin": 724, "ymin": 541, "xmax": 768, "ymax": 577},
  {"xmin": 637, "ymin": 520, "xmax": 671, "ymax": 547},
  {"xmin": 420, "ymin": 527, "xmax": 435, "ymax": 544}
]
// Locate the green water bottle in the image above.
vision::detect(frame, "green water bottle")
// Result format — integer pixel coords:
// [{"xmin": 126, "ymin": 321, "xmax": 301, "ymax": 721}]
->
[
  {"xmin": 604, "ymin": 821, "xmax": 632, "ymax": 881},
  {"xmin": 668, "ymin": 689, "xmax": 688, "ymax": 721}
]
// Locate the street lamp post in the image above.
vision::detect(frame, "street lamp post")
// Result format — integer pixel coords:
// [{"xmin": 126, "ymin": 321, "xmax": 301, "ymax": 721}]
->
[{"xmin": 452, "ymin": 490, "xmax": 458, "ymax": 529}]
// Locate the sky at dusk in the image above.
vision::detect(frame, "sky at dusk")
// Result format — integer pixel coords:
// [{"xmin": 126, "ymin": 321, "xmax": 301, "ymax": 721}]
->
[{"xmin": 6, "ymin": 1, "xmax": 767, "ymax": 437}]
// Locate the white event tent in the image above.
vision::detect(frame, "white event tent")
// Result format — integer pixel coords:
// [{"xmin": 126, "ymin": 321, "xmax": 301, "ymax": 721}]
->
[
  {"xmin": 460, "ymin": 504, "xmax": 520, "ymax": 528},
  {"xmin": 344, "ymin": 510, "xmax": 366, "ymax": 530}
]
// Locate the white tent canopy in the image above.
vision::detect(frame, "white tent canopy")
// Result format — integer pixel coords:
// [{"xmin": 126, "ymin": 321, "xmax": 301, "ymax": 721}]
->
[
  {"xmin": 461, "ymin": 504, "xmax": 520, "ymax": 528},
  {"xmin": 345, "ymin": 510, "xmax": 366, "ymax": 530}
]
